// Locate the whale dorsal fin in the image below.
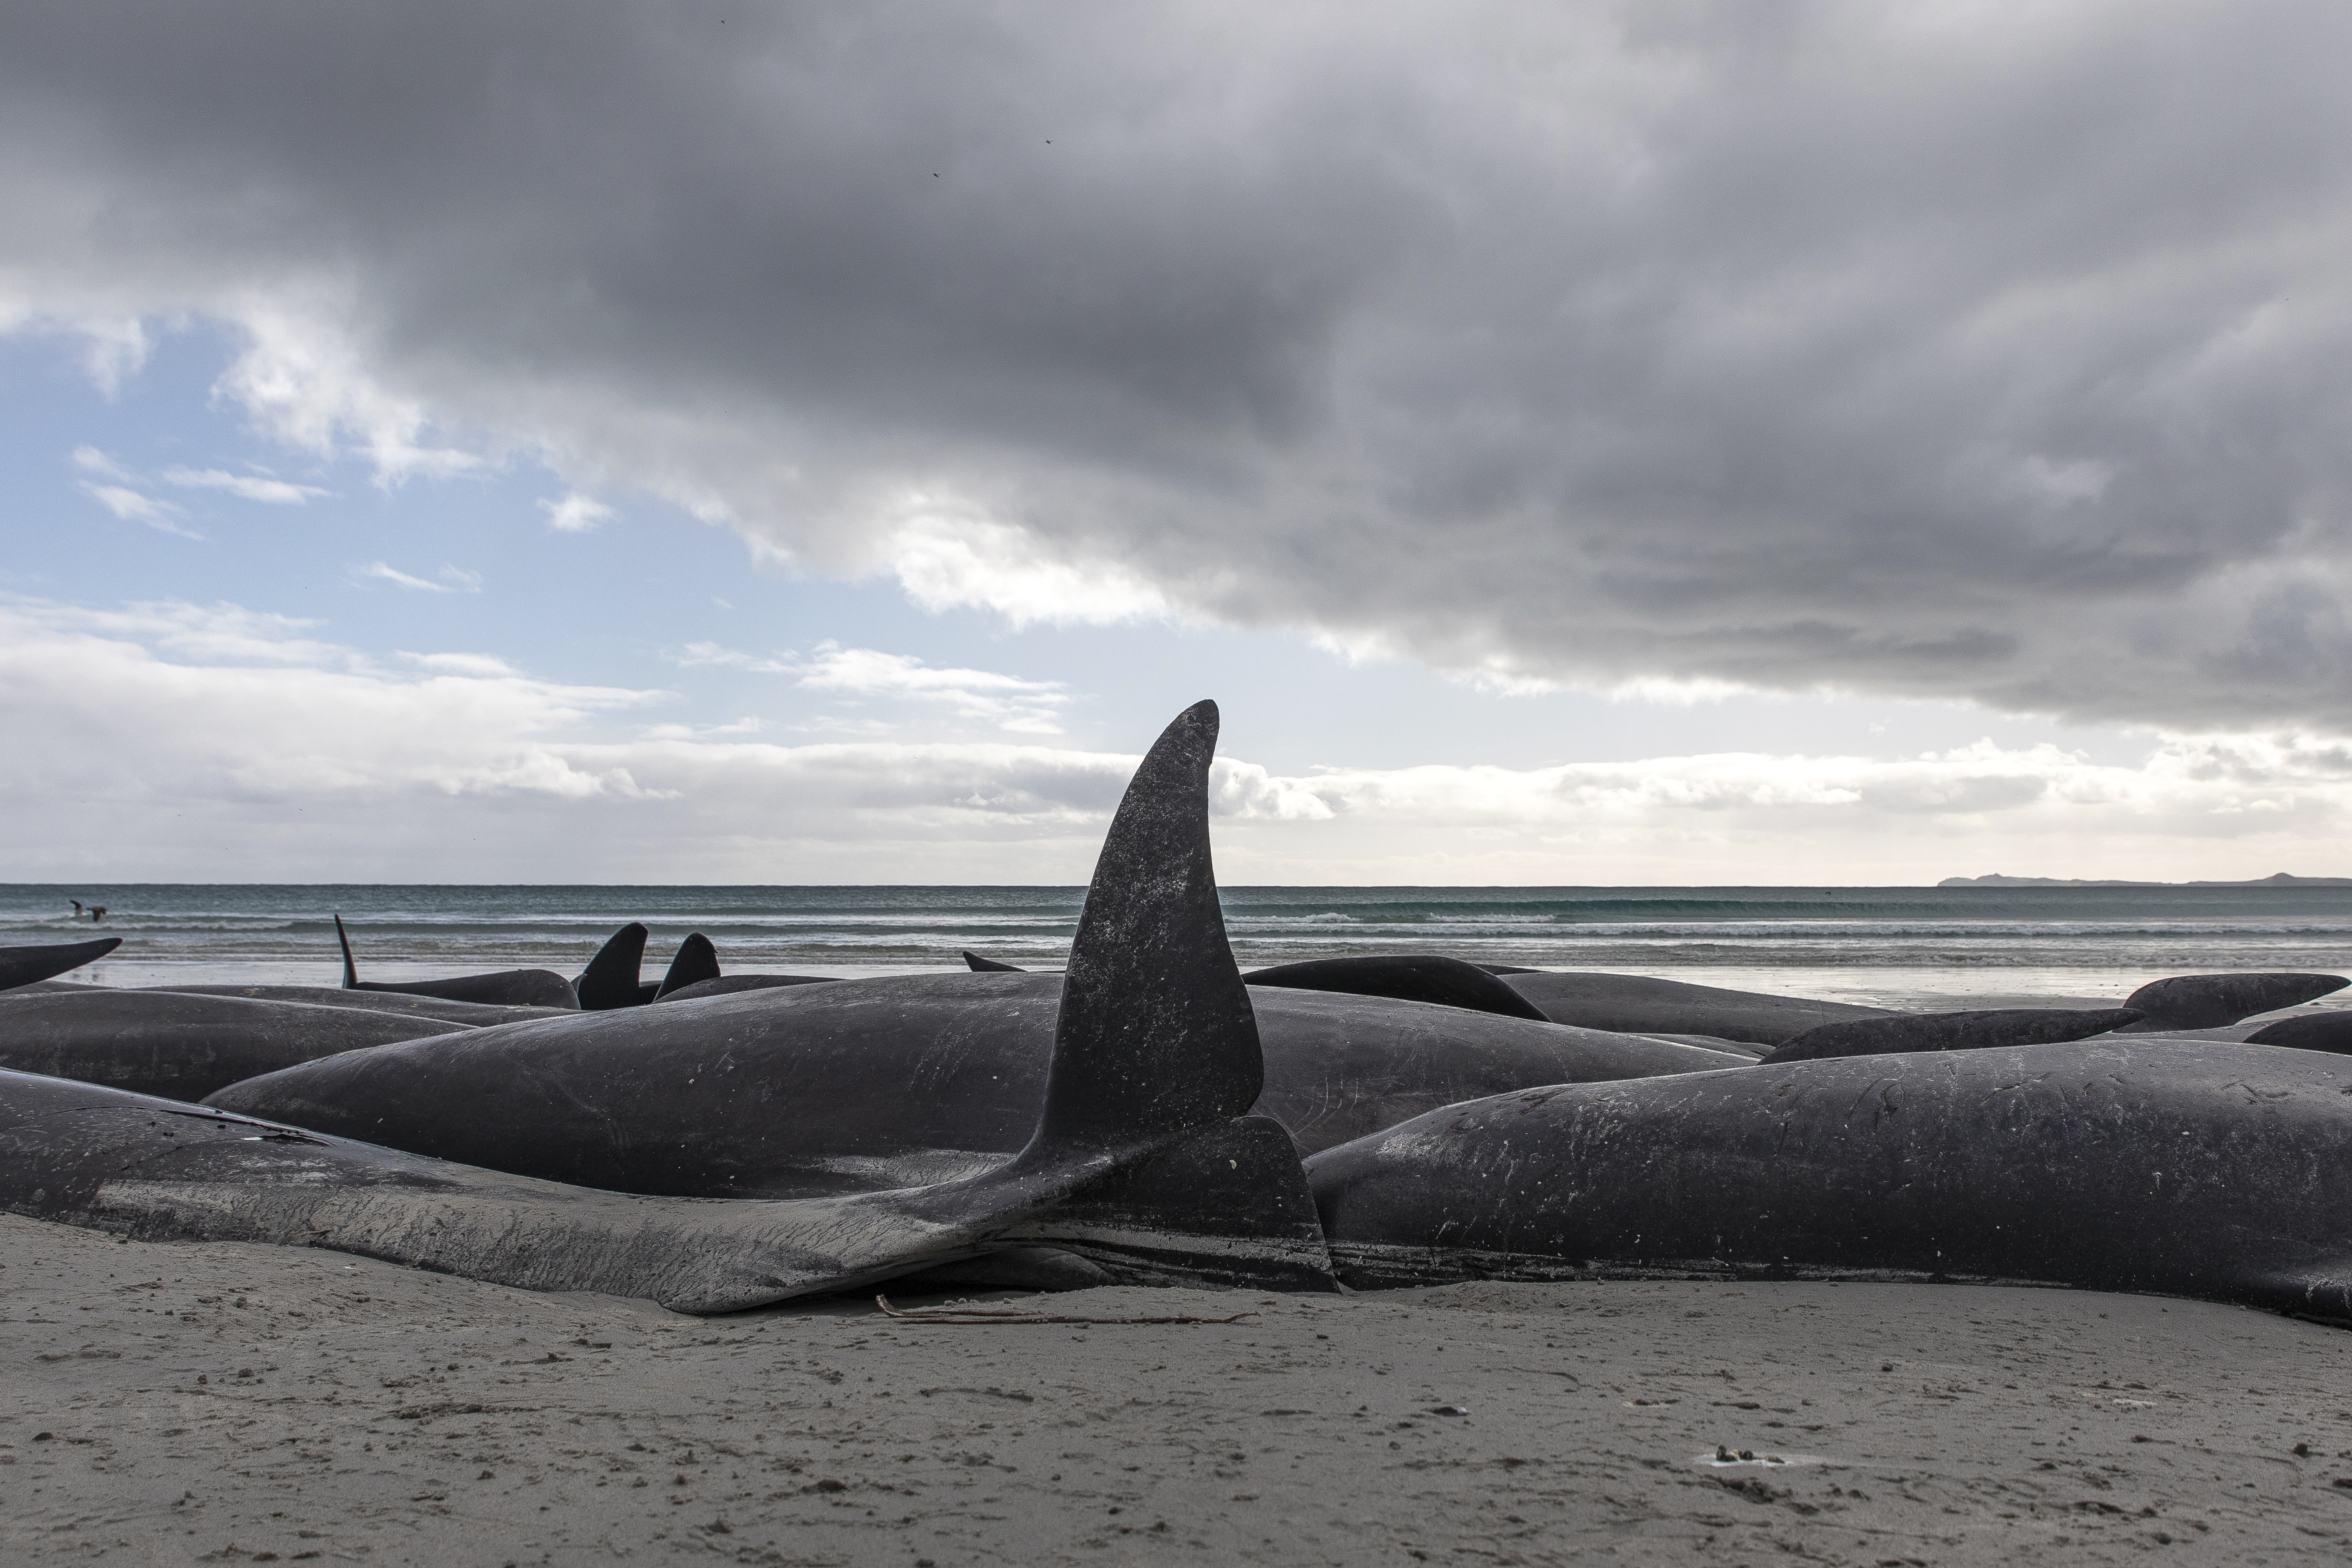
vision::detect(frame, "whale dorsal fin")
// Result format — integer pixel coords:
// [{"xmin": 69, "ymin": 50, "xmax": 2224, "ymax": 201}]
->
[
  {"xmin": 655, "ymin": 933, "xmax": 720, "ymax": 999},
  {"xmin": 1019, "ymin": 699, "xmax": 1258, "ymax": 1160},
  {"xmin": 334, "ymin": 913, "xmax": 360, "ymax": 989},
  {"xmin": 577, "ymin": 922, "xmax": 650, "ymax": 1011}
]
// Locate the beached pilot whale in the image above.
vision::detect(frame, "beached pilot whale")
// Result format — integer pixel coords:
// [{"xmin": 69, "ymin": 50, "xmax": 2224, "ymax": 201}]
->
[
  {"xmin": 2115, "ymin": 972, "xmax": 2347, "ymax": 1032},
  {"xmin": 963, "ymin": 951, "xmax": 1549, "ymax": 1023},
  {"xmin": 335, "ymin": 915, "xmax": 578, "ymax": 1009},
  {"xmin": 1497, "ymin": 970, "xmax": 1891, "ymax": 1045},
  {"xmin": 1760, "ymin": 1007, "xmax": 2145, "ymax": 1064},
  {"xmin": 0, "ymin": 990, "xmax": 476, "ymax": 1100},
  {"xmin": 0, "ymin": 700, "xmax": 1337, "ymax": 1307},
  {"xmin": 210, "ymin": 973, "xmax": 1749, "ymax": 1194},
  {"xmin": 0, "ymin": 937, "xmax": 121, "ymax": 992},
  {"xmin": 1306, "ymin": 1036, "xmax": 2352, "ymax": 1321}
]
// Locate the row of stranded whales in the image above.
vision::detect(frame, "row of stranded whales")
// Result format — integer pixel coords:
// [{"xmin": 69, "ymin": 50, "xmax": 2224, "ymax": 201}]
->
[
  {"xmin": 333, "ymin": 914, "xmax": 577, "ymax": 1009},
  {"xmin": 5, "ymin": 699, "xmax": 2352, "ymax": 1320},
  {"xmin": 205, "ymin": 974, "xmax": 1747, "ymax": 1196},
  {"xmin": 0, "ymin": 701, "xmax": 1336, "ymax": 1307}
]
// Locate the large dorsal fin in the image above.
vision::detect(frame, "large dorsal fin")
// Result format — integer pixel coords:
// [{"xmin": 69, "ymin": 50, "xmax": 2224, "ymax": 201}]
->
[{"xmin": 1019, "ymin": 699, "xmax": 1258, "ymax": 1160}]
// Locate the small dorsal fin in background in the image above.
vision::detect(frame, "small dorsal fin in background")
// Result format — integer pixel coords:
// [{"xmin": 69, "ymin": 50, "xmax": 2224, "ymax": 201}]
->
[
  {"xmin": 1019, "ymin": 699, "xmax": 1259, "ymax": 1161},
  {"xmin": 654, "ymin": 933, "xmax": 721, "ymax": 999},
  {"xmin": 334, "ymin": 913, "xmax": 361, "ymax": 989},
  {"xmin": 963, "ymin": 950, "xmax": 1026, "ymax": 972},
  {"xmin": 576, "ymin": 922, "xmax": 650, "ymax": 1011}
]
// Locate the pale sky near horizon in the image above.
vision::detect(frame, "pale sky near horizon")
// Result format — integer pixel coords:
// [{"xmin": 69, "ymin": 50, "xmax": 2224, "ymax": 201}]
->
[{"xmin": 5, "ymin": 2, "xmax": 2351, "ymax": 885}]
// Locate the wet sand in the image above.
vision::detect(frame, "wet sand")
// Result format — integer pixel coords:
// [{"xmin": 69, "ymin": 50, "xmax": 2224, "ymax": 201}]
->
[{"xmin": 8, "ymin": 1213, "xmax": 2352, "ymax": 1564}]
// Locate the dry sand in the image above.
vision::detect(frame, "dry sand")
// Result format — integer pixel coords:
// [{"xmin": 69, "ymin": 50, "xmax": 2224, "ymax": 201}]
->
[{"xmin": 8, "ymin": 1213, "xmax": 2352, "ymax": 1565}]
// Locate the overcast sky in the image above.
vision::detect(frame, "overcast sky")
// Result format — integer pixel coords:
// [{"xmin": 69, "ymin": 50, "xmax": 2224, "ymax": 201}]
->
[{"xmin": 6, "ymin": 0, "xmax": 2351, "ymax": 883}]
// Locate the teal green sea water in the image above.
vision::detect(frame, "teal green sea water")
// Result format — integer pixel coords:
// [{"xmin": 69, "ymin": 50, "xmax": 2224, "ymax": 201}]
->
[{"xmin": 8, "ymin": 883, "xmax": 2352, "ymax": 1011}]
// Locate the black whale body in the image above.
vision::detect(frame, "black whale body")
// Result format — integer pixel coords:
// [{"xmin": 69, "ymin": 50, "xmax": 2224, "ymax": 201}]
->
[
  {"xmin": 138, "ymin": 983, "xmax": 569, "ymax": 1027},
  {"xmin": 0, "ymin": 937, "xmax": 122, "ymax": 992},
  {"xmin": 1242, "ymin": 955, "xmax": 1549, "ymax": 1021},
  {"xmin": 0, "ymin": 990, "xmax": 470, "ymax": 1100},
  {"xmin": 1760, "ymin": 1007, "xmax": 2145, "ymax": 1064},
  {"xmin": 1498, "ymin": 970, "xmax": 1890, "ymax": 1045},
  {"xmin": 205, "ymin": 975, "xmax": 1751, "ymax": 1196},
  {"xmin": 334, "ymin": 915, "xmax": 577, "ymax": 1009},
  {"xmin": 2246, "ymin": 1012, "xmax": 2352, "ymax": 1054},
  {"xmin": 2117, "ymin": 972, "xmax": 2348, "ymax": 1032},
  {"xmin": 1305, "ymin": 1038, "xmax": 2352, "ymax": 1320}
]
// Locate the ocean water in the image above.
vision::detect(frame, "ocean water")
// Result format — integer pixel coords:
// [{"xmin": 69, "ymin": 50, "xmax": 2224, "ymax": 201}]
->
[{"xmin": 8, "ymin": 883, "xmax": 2352, "ymax": 1012}]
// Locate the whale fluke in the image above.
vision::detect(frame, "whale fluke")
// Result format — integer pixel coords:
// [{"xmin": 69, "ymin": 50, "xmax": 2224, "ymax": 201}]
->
[{"xmin": 0, "ymin": 937, "xmax": 122, "ymax": 993}]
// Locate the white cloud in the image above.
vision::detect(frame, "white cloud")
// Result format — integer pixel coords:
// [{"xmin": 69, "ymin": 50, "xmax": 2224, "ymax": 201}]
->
[
  {"xmin": 540, "ymin": 493, "xmax": 613, "ymax": 532},
  {"xmin": 79, "ymin": 482, "xmax": 202, "ymax": 539},
  {"xmin": 358, "ymin": 562, "xmax": 483, "ymax": 594},
  {"xmin": 667, "ymin": 639, "xmax": 1070, "ymax": 732},
  {"xmin": 791, "ymin": 642, "xmax": 1069, "ymax": 733},
  {"xmin": 2, "ymin": 593, "xmax": 2350, "ymax": 882},
  {"xmin": 70, "ymin": 445, "xmax": 128, "ymax": 479},
  {"xmin": 161, "ymin": 466, "xmax": 329, "ymax": 504}
]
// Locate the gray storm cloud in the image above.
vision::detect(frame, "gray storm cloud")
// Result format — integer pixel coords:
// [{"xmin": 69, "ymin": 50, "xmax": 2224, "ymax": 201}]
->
[{"xmin": 7, "ymin": 0, "xmax": 2352, "ymax": 729}]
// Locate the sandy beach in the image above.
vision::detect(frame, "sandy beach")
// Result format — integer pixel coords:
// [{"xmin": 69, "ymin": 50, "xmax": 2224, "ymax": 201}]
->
[{"xmin": 9, "ymin": 1212, "xmax": 2352, "ymax": 1565}]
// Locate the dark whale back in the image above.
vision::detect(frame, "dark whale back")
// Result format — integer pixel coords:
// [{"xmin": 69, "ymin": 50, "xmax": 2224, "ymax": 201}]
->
[
  {"xmin": 332, "ymin": 913, "xmax": 577, "ymax": 1008},
  {"xmin": 0, "ymin": 990, "xmax": 468, "ymax": 1101},
  {"xmin": 1761, "ymin": 1007, "xmax": 2144, "ymax": 1064},
  {"xmin": 1243, "ymin": 956, "xmax": 1548, "ymax": 1021},
  {"xmin": 2118, "ymin": 972, "xmax": 2349, "ymax": 1032},
  {"xmin": 0, "ymin": 937, "xmax": 122, "ymax": 992},
  {"xmin": 1306, "ymin": 1038, "xmax": 2352, "ymax": 1318},
  {"xmin": 2245, "ymin": 1011, "xmax": 2352, "ymax": 1054},
  {"xmin": 1500, "ymin": 970, "xmax": 1889, "ymax": 1045},
  {"xmin": 206, "ymin": 973, "xmax": 1750, "ymax": 1196}
]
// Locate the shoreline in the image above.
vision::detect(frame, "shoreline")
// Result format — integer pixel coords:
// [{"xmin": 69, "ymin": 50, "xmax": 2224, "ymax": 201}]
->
[{"xmin": 8, "ymin": 1212, "xmax": 2352, "ymax": 1563}]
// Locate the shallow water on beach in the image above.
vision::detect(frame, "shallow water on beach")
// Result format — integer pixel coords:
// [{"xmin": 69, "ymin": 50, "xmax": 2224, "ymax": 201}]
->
[{"xmin": 8, "ymin": 882, "xmax": 2352, "ymax": 1009}]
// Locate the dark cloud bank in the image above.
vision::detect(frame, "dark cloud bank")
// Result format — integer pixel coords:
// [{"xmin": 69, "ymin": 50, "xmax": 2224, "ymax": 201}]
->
[{"xmin": 8, "ymin": 0, "xmax": 2352, "ymax": 731}]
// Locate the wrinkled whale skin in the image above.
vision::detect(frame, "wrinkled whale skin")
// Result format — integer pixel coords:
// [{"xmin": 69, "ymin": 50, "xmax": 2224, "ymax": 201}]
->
[{"xmin": 1306, "ymin": 1039, "xmax": 2352, "ymax": 1320}]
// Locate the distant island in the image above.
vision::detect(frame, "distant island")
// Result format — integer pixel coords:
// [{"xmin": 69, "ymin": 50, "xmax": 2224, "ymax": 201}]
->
[{"xmin": 1939, "ymin": 871, "xmax": 2352, "ymax": 888}]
